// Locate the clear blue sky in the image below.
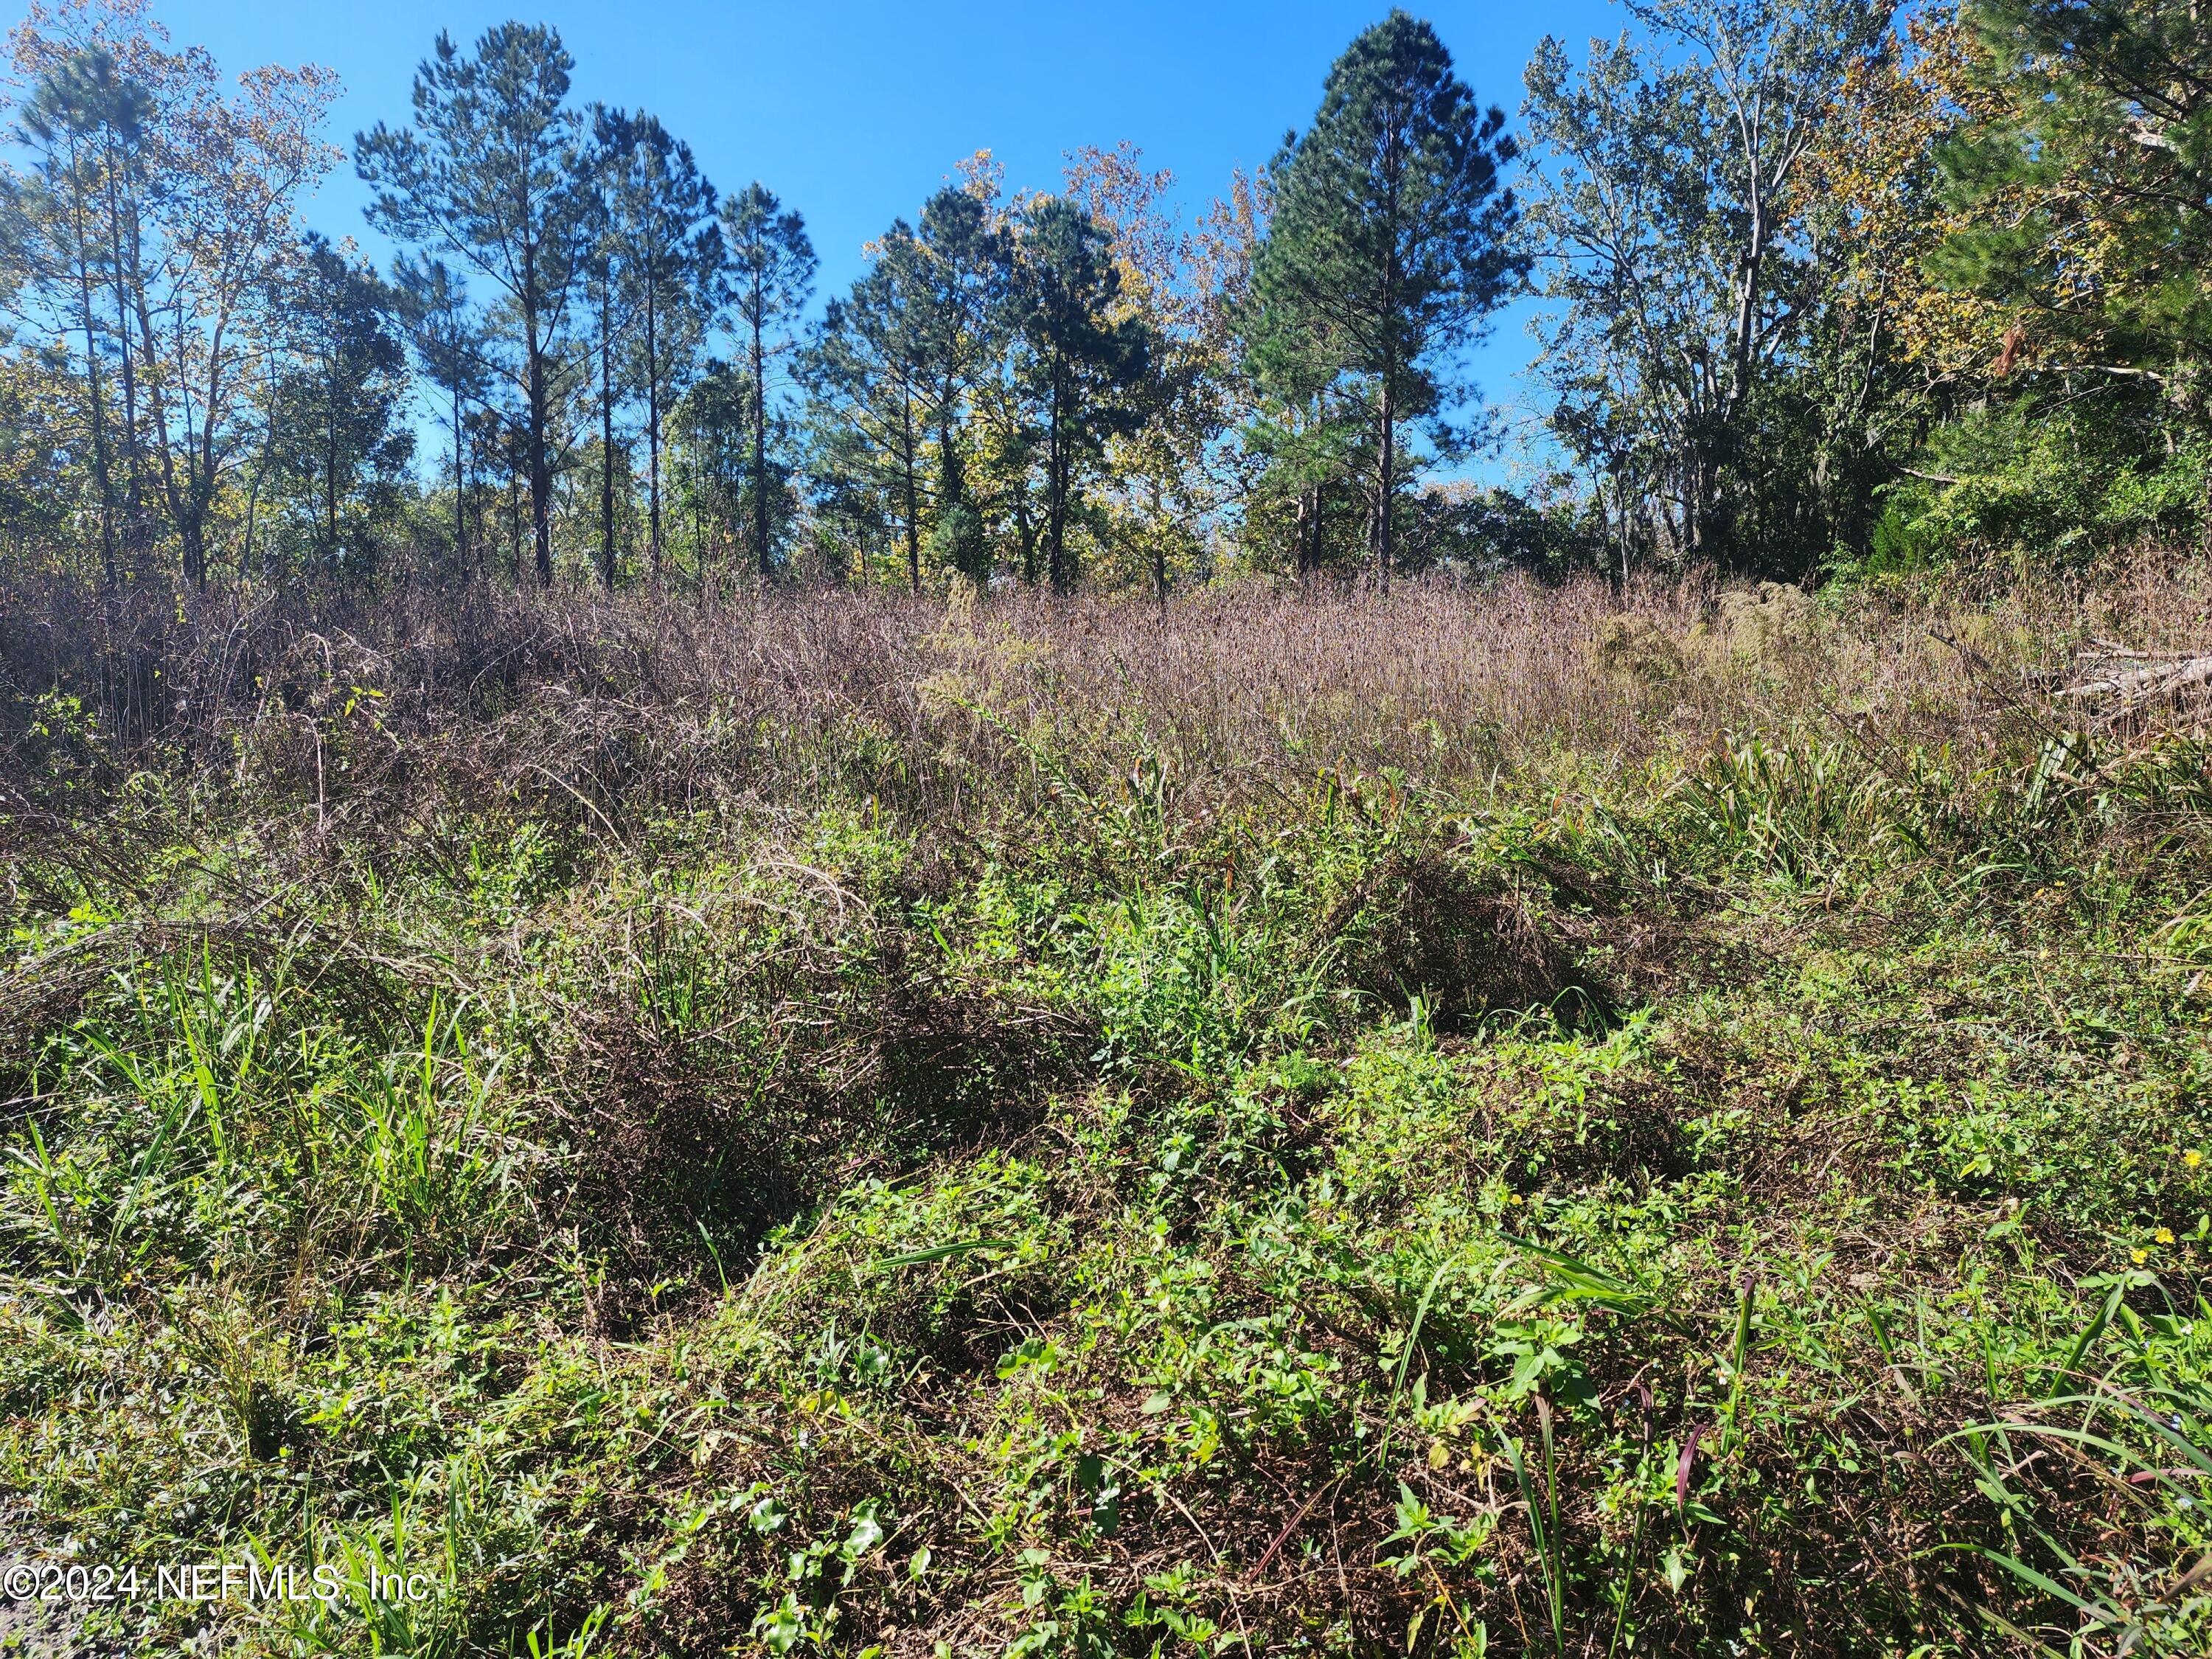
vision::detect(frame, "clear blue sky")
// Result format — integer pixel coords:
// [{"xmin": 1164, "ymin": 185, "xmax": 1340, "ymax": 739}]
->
[{"xmin": 9, "ymin": 0, "xmax": 1624, "ymax": 466}]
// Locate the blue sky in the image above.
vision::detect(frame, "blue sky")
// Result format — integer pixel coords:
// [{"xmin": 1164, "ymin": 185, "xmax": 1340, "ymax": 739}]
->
[{"xmin": 7, "ymin": 0, "xmax": 1624, "ymax": 470}]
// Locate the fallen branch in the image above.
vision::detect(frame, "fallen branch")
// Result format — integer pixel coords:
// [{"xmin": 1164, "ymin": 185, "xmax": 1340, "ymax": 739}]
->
[
  {"xmin": 2083, "ymin": 637, "xmax": 2199, "ymax": 662},
  {"xmin": 2058, "ymin": 652, "xmax": 2212, "ymax": 709}
]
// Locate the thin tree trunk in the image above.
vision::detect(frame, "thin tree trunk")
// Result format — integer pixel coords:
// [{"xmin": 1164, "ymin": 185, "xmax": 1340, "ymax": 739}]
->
[
  {"xmin": 102, "ymin": 150, "xmax": 144, "ymax": 563},
  {"xmin": 1046, "ymin": 366, "xmax": 1067, "ymax": 593},
  {"xmin": 524, "ymin": 260, "xmax": 552, "ymax": 585},
  {"xmin": 63, "ymin": 132, "xmax": 117, "ymax": 585},
  {"xmin": 179, "ymin": 518, "xmax": 205, "ymax": 590},
  {"xmin": 131, "ymin": 291, "xmax": 195, "ymax": 588},
  {"xmin": 599, "ymin": 274, "xmax": 616, "ymax": 590},
  {"xmin": 751, "ymin": 280, "xmax": 771, "ymax": 580},
  {"xmin": 1377, "ymin": 374, "xmax": 1395, "ymax": 593},
  {"xmin": 901, "ymin": 391, "xmax": 921, "ymax": 594},
  {"xmin": 937, "ymin": 420, "xmax": 958, "ymax": 507},
  {"xmin": 1150, "ymin": 476, "xmax": 1166, "ymax": 608},
  {"xmin": 1014, "ymin": 474, "xmax": 1037, "ymax": 585},
  {"xmin": 529, "ymin": 365, "xmax": 552, "ymax": 584},
  {"xmin": 241, "ymin": 467, "xmax": 260, "ymax": 580},
  {"xmin": 645, "ymin": 283, "xmax": 661, "ymax": 580},
  {"xmin": 242, "ymin": 366, "xmax": 271, "ymax": 581},
  {"xmin": 1376, "ymin": 114, "xmax": 1400, "ymax": 595},
  {"xmin": 936, "ymin": 364, "xmax": 966, "ymax": 516},
  {"xmin": 453, "ymin": 378, "xmax": 467, "ymax": 579},
  {"xmin": 325, "ymin": 403, "xmax": 338, "ymax": 561},
  {"xmin": 937, "ymin": 391, "xmax": 967, "ymax": 584}
]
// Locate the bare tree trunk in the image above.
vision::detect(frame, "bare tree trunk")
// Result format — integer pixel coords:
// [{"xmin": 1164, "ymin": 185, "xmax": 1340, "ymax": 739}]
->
[
  {"xmin": 131, "ymin": 293, "xmax": 193, "ymax": 588},
  {"xmin": 598, "ymin": 274, "xmax": 616, "ymax": 590},
  {"xmin": 523, "ymin": 261, "xmax": 553, "ymax": 586},
  {"xmin": 645, "ymin": 284, "xmax": 662, "ymax": 580},
  {"xmin": 900, "ymin": 391, "xmax": 921, "ymax": 594},
  {"xmin": 242, "ymin": 372, "xmax": 270, "ymax": 582},
  {"xmin": 1013, "ymin": 474, "xmax": 1037, "ymax": 585},
  {"xmin": 325, "ymin": 406, "xmax": 339, "ymax": 561},
  {"xmin": 453, "ymin": 379, "xmax": 467, "ymax": 579},
  {"xmin": 752, "ymin": 279, "xmax": 771, "ymax": 580},
  {"xmin": 1047, "ymin": 367, "xmax": 1068, "ymax": 593},
  {"xmin": 1376, "ymin": 375, "xmax": 1395, "ymax": 593},
  {"xmin": 102, "ymin": 153, "xmax": 145, "ymax": 566},
  {"xmin": 1375, "ymin": 106, "xmax": 1402, "ymax": 595},
  {"xmin": 1150, "ymin": 476, "xmax": 1166, "ymax": 608},
  {"xmin": 63, "ymin": 132, "xmax": 117, "ymax": 585}
]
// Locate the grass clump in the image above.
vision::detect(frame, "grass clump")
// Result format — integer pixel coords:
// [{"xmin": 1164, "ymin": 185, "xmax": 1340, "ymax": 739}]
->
[{"xmin": 4, "ymin": 566, "xmax": 2211, "ymax": 1655}]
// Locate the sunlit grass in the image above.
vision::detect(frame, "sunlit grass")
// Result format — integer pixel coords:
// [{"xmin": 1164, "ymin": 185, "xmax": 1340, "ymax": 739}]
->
[{"xmin": 3, "ymin": 566, "xmax": 2210, "ymax": 1655}]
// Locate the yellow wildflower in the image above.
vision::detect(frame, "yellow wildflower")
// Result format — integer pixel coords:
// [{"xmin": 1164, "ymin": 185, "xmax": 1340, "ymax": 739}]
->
[
  {"xmin": 2188, "ymin": 1150, "xmax": 2203, "ymax": 1169},
  {"xmin": 2132, "ymin": 1248, "xmax": 2149, "ymax": 1265},
  {"xmin": 2156, "ymin": 1228, "xmax": 2176, "ymax": 1246}
]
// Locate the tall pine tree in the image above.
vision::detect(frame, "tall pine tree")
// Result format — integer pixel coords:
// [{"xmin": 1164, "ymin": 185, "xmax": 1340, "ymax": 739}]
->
[
  {"xmin": 269, "ymin": 234, "xmax": 412, "ymax": 574},
  {"xmin": 913, "ymin": 185, "xmax": 1007, "ymax": 586},
  {"xmin": 1251, "ymin": 12, "xmax": 1520, "ymax": 588},
  {"xmin": 357, "ymin": 24, "xmax": 587, "ymax": 585},
  {"xmin": 608, "ymin": 113, "xmax": 720, "ymax": 580},
  {"xmin": 581, "ymin": 107, "xmax": 633, "ymax": 589},
  {"xmin": 1937, "ymin": 0, "xmax": 2212, "ymax": 370},
  {"xmin": 1012, "ymin": 197, "xmax": 1150, "ymax": 592},
  {"xmin": 808, "ymin": 223, "xmax": 931, "ymax": 591},
  {"xmin": 721, "ymin": 183, "xmax": 816, "ymax": 579},
  {"xmin": 10, "ymin": 49, "xmax": 152, "ymax": 583}
]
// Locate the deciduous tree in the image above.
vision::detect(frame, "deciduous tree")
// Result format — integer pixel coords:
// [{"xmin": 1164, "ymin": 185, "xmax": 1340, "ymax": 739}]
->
[{"xmin": 1521, "ymin": 0, "xmax": 1890, "ymax": 571}]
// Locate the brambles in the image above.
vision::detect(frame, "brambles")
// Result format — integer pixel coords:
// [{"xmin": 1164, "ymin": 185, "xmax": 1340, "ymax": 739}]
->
[{"xmin": 2, "ymin": 565, "xmax": 2211, "ymax": 1655}]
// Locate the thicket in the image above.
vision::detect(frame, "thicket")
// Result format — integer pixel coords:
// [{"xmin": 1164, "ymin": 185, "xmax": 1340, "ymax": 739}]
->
[{"xmin": 4, "ymin": 557, "xmax": 2211, "ymax": 1655}]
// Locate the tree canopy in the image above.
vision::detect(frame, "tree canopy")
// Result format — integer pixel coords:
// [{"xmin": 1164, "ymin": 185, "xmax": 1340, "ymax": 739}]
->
[{"xmin": 4, "ymin": 1, "xmax": 2210, "ymax": 594}]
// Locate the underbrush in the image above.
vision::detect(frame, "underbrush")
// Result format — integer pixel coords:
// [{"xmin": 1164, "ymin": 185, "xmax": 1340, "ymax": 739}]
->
[{"xmin": 3, "ymin": 564, "xmax": 2211, "ymax": 1656}]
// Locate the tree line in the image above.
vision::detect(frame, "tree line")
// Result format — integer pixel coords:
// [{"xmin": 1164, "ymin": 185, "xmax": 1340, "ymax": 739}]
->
[{"xmin": 2, "ymin": 0, "xmax": 2208, "ymax": 596}]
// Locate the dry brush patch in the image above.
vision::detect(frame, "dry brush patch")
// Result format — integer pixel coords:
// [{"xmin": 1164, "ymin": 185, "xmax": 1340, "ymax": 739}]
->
[{"xmin": 11, "ymin": 556, "xmax": 2212, "ymax": 829}]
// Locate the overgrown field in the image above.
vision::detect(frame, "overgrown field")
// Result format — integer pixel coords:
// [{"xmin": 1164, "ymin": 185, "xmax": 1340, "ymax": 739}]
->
[{"xmin": 4, "ymin": 568, "xmax": 2212, "ymax": 1658}]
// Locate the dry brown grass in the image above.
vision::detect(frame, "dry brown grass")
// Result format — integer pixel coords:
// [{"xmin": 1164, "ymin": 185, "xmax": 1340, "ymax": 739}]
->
[
  {"xmin": 7, "ymin": 554, "xmax": 2212, "ymax": 884},
  {"xmin": 0, "ymin": 560, "xmax": 2191, "ymax": 757}
]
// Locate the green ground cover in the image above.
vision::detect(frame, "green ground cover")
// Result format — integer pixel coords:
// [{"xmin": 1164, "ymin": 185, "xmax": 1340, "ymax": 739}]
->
[{"xmin": 4, "ymin": 579, "xmax": 2209, "ymax": 1656}]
